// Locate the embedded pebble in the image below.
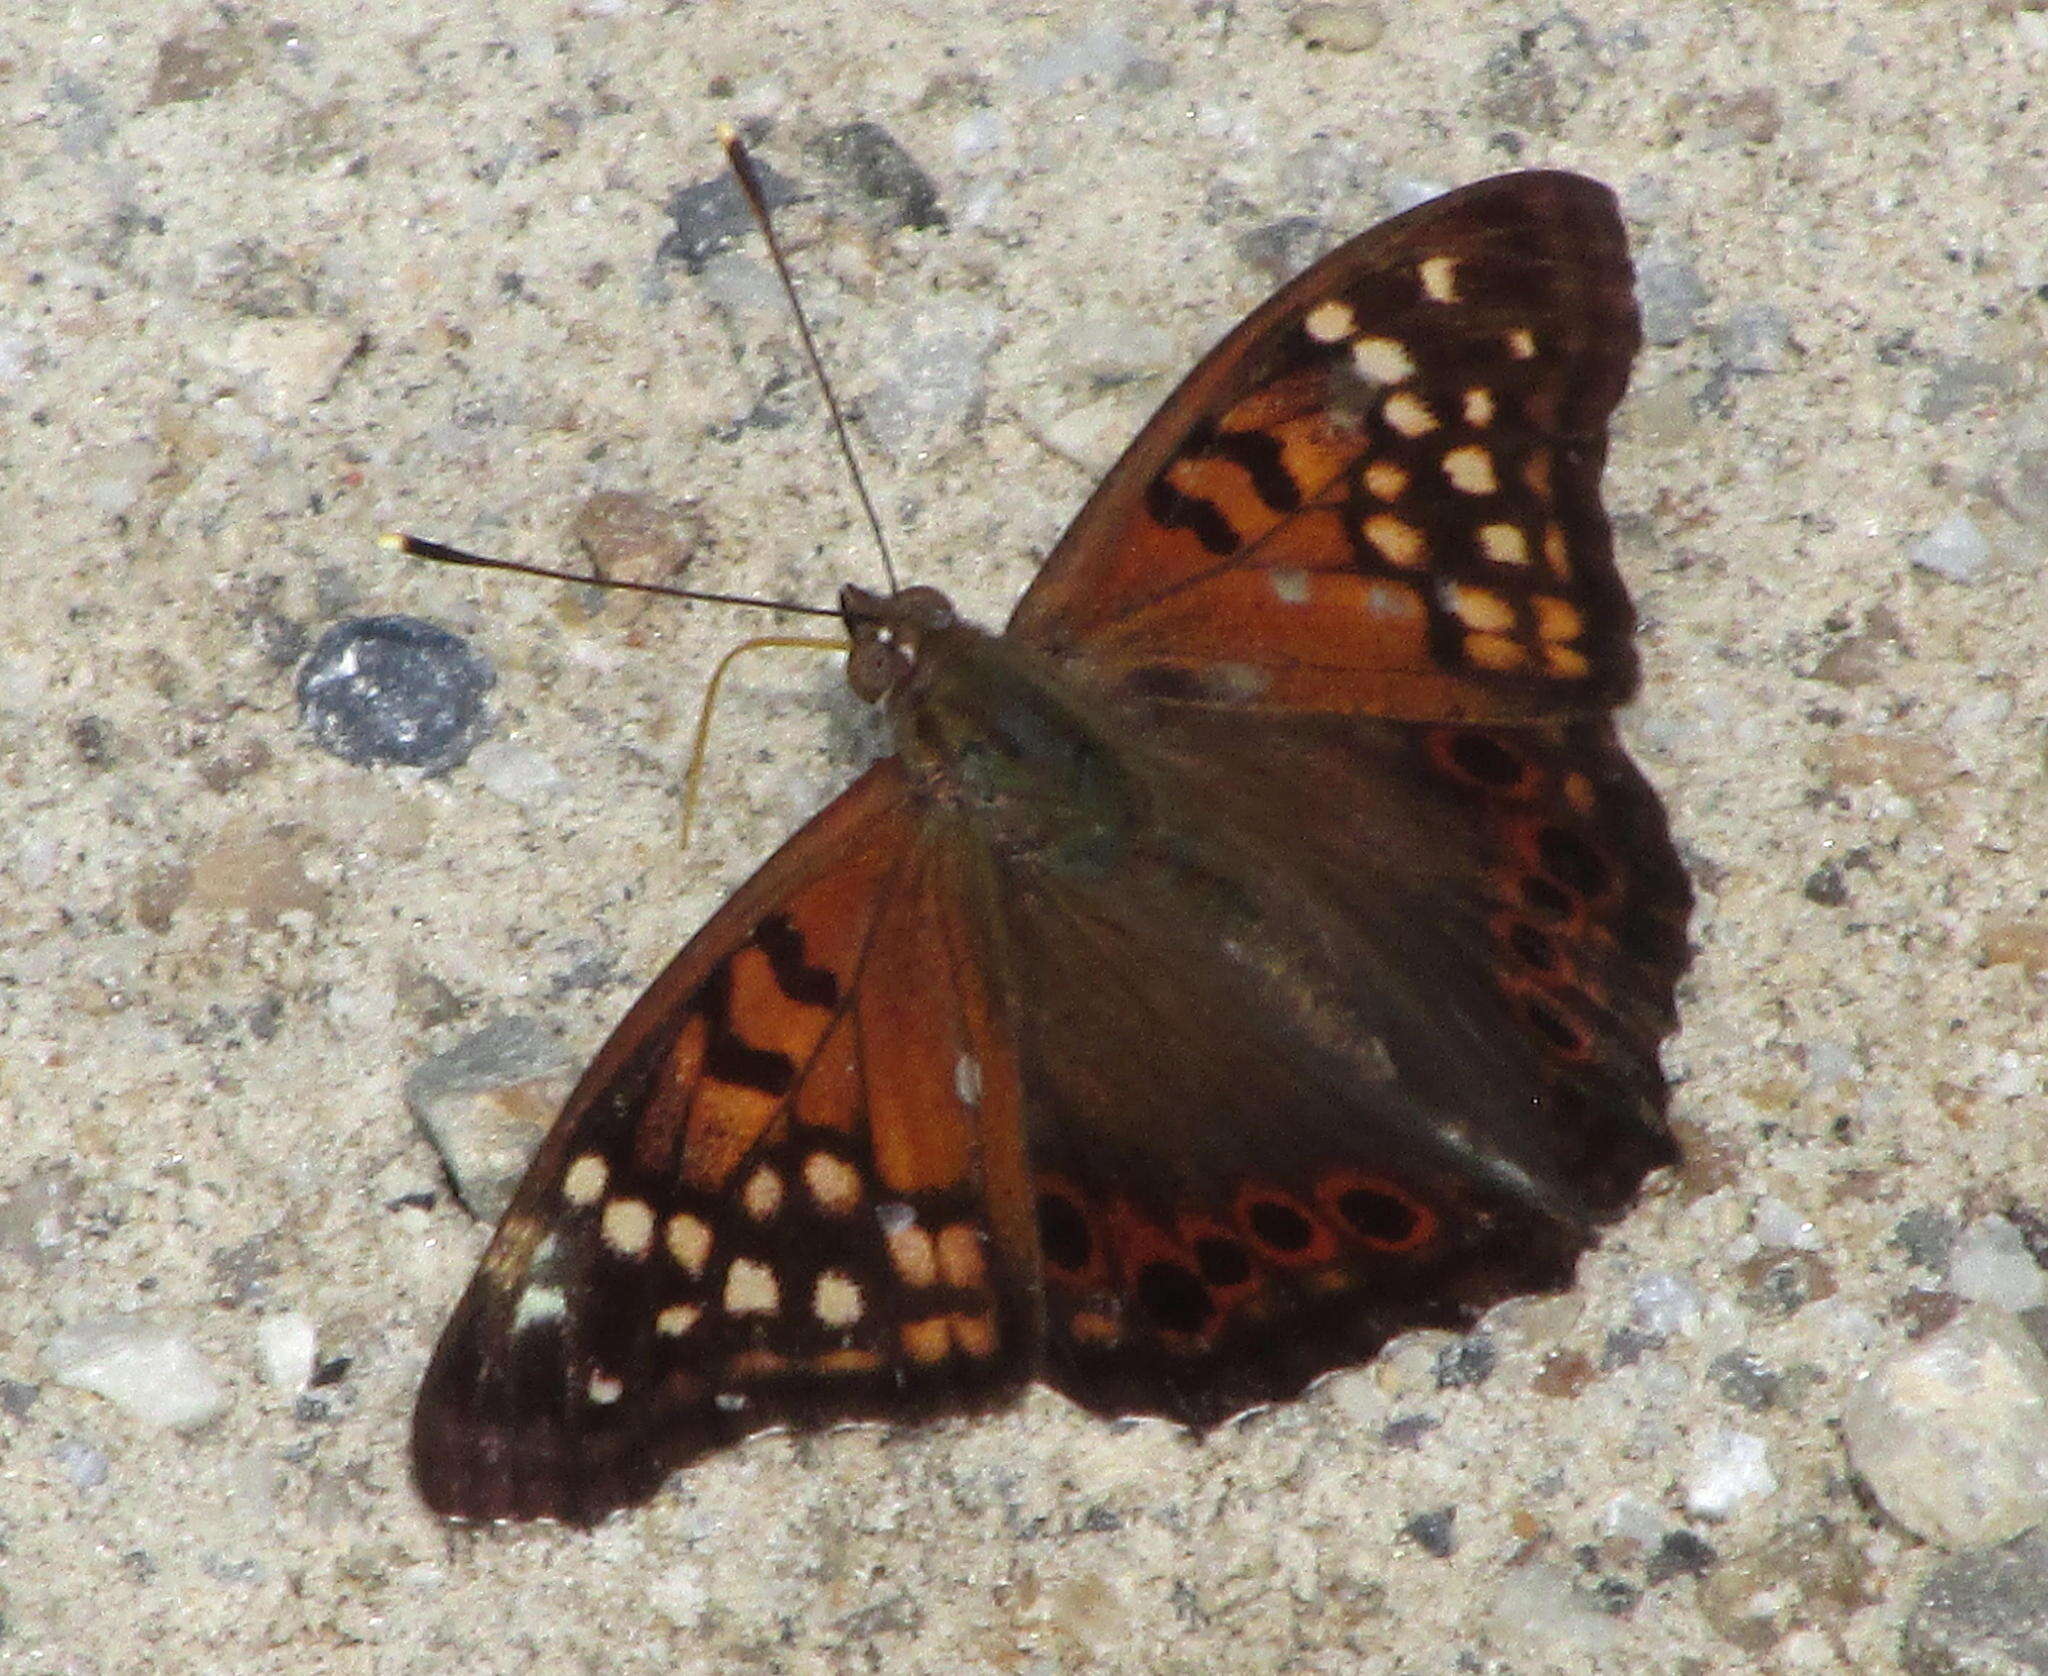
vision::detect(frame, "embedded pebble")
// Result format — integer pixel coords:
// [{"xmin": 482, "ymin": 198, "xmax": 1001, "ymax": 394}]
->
[
  {"xmin": 658, "ymin": 162, "xmax": 799, "ymax": 274},
  {"xmin": 1910, "ymin": 510, "xmax": 1993, "ymax": 582},
  {"xmin": 468, "ymin": 740, "xmax": 566, "ymax": 808},
  {"xmin": 808, "ymin": 121, "xmax": 945, "ymax": 233},
  {"xmin": 214, "ymin": 318, "xmax": 361, "ymax": 417},
  {"xmin": 255, "ymin": 1312, "xmax": 318, "ymax": 1391},
  {"xmin": 1685, "ymin": 1426, "xmax": 1778, "ymax": 1518},
  {"xmin": 1287, "ymin": 3, "xmax": 1387, "ymax": 52},
  {"xmin": 1841, "ymin": 1305, "xmax": 2048, "ymax": 1548},
  {"xmin": 863, "ymin": 302, "xmax": 999, "ymax": 457},
  {"xmin": 52, "ymin": 1439, "xmax": 111, "ymax": 1489},
  {"xmin": 1949, "ymin": 1216, "xmax": 2048, "ymax": 1313},
  {"xmin": 297, "ymin": 616, "xmax": 494, "ymax": 771},
  {"xmin": 1637, "ymin": 255, "xmax": 1710, "ymax": 346},
  {"xmin": 406, "ymin": 1017, "xmax": 577, "ymax": 1221},
  {"xmin": 1019, "ymin": 24, "xmax": 1142, "ymax": 90},
  {"xmin": 1903, "ymin": 1527, "xmax": 2048, "ymax": 1675},
  {"xmin": 44, "ymin": 1316, "xmax": 229, "ymax": 1431},
  {"xmin": 1712, "ymin": 303, "xmax": 1792, "ymax": 374},
  {"xmin": 1629, "ymin": 1271, "xmax": 1704, "ymax": 1338},
  {"xmin": 1484, "ymin": 1563, "xmax": 1620, "ymax": 1658}
]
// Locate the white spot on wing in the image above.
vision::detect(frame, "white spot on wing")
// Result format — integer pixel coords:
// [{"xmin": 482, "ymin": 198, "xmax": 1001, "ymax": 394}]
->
[
  {"xmin": 1304, "ymin": 299, "xmax": 1356, "ymax": 343},
  {"xmin": 1350, "ymin": 335, "xmax": 1415, "ymax": 384},
  {"xmin": 813, "ymin": 1270, "xmax": 865, "ymax": 1328},
  {"xmin": 742, "ymin": 1166, "xmax": 784, "ymax": 1221},
  {"xmin": 601, "ymin": 1197, "xmax": 655, "ymax": 1258},
  {"xmin": 562, "ymin": 1153, "xmax": 608, "ymax": 1208},
  {"xmin": 511, "ymin": 1285, "xmax": 566, "ymax": 1332},
  {"xmin": 725, "ymin": 1256, "xmax": 780, "ymax": 1315}
]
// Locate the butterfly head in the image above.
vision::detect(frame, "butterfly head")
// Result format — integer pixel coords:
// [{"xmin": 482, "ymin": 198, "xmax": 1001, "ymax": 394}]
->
[{"xmin": 840, "ymin": 584, "xmax": 959, "ymax": 703}]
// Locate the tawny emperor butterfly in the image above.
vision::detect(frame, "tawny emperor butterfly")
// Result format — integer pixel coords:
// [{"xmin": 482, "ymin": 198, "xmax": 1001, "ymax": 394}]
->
[{"xmin": 411, "ymin": 169, "xmax": 1690, "ymax": 1523}]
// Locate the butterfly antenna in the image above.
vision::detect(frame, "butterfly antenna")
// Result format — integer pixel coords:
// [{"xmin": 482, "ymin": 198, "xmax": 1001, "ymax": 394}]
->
[
  {"xmin": 378, "ymin": 533, "xmax": 842, "ymax": 621},
  {"xmin": 720, "ymin": 126, "xmax": 900, "ymax": 597}
]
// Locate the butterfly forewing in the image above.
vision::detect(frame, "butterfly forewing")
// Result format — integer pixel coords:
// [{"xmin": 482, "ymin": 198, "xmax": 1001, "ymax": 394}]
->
[
  {"xmin": 413, "ymin": 764, "xmax": 1036, "ymax": 1522},
  {"xmin": 1008, "ymin": 171, "xmax": 1641, "ymax": 720}
]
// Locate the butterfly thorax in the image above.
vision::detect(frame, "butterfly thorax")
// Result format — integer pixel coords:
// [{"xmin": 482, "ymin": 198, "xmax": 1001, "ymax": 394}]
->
[{"xmin": 842, "ymin": 583, "xmax": 1144, "ymax": 876}]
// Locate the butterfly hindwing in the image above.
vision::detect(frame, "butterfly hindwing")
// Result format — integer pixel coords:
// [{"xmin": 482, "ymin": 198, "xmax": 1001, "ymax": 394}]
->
[
  {"xmin": 1008, "ymin": 171, "xmax": 1642, "ymax": 721},
  {"xmin": 412, "ymin": 763, "xmax": 1036, "ymax": 1522},
  {"xmin": 992, "ymin": 706, "xmax": 1689, "ymax": 1424}
]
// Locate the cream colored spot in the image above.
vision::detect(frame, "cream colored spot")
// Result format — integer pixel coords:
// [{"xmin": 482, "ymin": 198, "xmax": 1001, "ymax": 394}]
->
[
  {"xmin": 1533, "ymin": 595, "xmax": 1584, "ymax": 643},
  {"xmin": 937, "ymin": 1224, "xmax": 988, "ymax": 1290},
  {"xmin": 511, "ymin": 1284, "xmax": 566, "ymax": 1333},
  {"xmin": 1463, "ymin": 387, "xmax": 1496, "ymax": 427},
  {"xmin": 562, "ymin": 1153, "xmax": 608, "ymax": 1208},
  {"xmin": 1363, "ymin": 459, "xmax": 1409, "ymax": 501},
  {"xmin": 1546, "ymin": 643, "xmax": 1592, "ymax": 679},
  {"xmin": 1444, "ymin": 583, "xmax": 1516, "ymax": 634},
  {"xmin": 1441, "ymin": 444, "xmax": 1499, "ymax": 496},
  {"xmin": 587, "ymin": 1372, "xmax": 624, "ymax": 1406},
  {"xmin": 1465, "ymin": 632, "xmax": 1528, "ymax": 672},
  {"xmin": 1382, "ymin": 391, "xmax": 1438, "ymax": 437},
  {"xmin": 1269, "ymin": 567, "xmax": 1311, "ymax": 605},
  {"xmin": 886, "ymin": 1222, "xmax": 939, "ymax": 1288},
  {"xmin": 601, "ymin": 1197, "xmax": 655, "ymax": 1259},
  {"xmin": 803, "ymin": 1152, "xmax": 863, "ymax": 1215},
  {"xmin": 1351, "ymin": 335, "xmax": 1415, "ymax": 384},
  {"xmin": 724, "ymin": 1256, "xmax": 780, "ymax": 1315},
  {"xmin": 953, "ymin": 1053, "xmax": 982, "ymax": 1108},
  {"xmin": 952, "ymin": 1313, "xmax": 998, "ymax": 1358},
  {"xmin": 813, "ymin": 1270, "xmax": 865, "ymax": 1328},
  {"xmin": 1542, "ymin": 523, "xmax": 1571, "ymax": 574},
  {"xmin": 665, "ymin": 1213, "xmax": 713, "ymax": 1276},
  {"xmin": 1479, "ymin": 523, "xmax": 1530, "ymax": 566},
  {"xmin": 742, "ymin": 1166, "xmax": 784, "ymax": 1221},
  {"xmin": 1505, "ymin": 327, "xmax": 1538, "ymax": 360},
  {"xmin": 1420, "ymin": 254, "xmax": 1460, "ymax": 303},
  {"xmin": 901, "ymin": 1318, "xmax": 951, "ymax": 1363},
  {"xmin": 1363, "ymin": 513, "xmax": 1427, "ymax": 569},
  {"xmin": 1304, "ymin": 299, "xmax": 1356, "ymax": 343},
  {"xmin": 656, "ymin": 1303, "xmax": 702, "ymax": 1337}
]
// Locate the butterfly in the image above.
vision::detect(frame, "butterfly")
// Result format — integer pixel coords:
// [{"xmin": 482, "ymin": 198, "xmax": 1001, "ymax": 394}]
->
[{"xmin": 411, "ymin": 169, "xmax": 1691, "ymax": 1523}]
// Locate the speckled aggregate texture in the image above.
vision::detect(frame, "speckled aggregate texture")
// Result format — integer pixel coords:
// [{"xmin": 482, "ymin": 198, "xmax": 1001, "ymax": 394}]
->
[{"xmin": 3, "ymin": 5, "xmax": 2045, "ymax": 1673}]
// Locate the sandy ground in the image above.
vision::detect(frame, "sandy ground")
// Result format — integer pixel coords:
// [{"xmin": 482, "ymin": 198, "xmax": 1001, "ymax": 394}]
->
[{"xmin": 3, "ymin": 3, "xmax": 2046, "ymax": 1672}]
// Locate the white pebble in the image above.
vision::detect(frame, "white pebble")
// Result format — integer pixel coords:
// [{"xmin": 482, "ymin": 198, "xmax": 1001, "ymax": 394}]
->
[
  {"xmin": 468, "ymin": 740, "xmax": 566, "ymax": 808},
  {"xmin": 1842, "ymin": 1305, "xmax": 2048, "ymax": 1548},
  {"xmin": 1910, "ymin": 510, "xmax": 1993, "ymax": 582},
  {"xmin": 255, "ymin": 1312, "xmax": 319, "ymax": 1391},
  {"xmin": 44, "ymin": 1316, "xmax": 229, "ymax": 1431},
  {"xmin": 1686, "ymin": 1427, "xmax": 1778, "ymax": 1518},
  {"xmin": 1949, "ymin": 1216, "xmax": 2048, "ymax": 1313}
]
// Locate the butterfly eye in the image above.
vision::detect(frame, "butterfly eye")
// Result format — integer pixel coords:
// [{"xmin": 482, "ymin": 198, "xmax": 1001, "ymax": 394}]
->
[{"xmin": 847, "ymin": 635, "xmax": 908, "ymax": 702}]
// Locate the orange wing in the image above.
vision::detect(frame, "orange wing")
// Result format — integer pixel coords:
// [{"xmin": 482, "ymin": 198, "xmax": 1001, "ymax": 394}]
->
[
  {"xmin": 1006, "ymin": 171, "xmax": 1641, "ymax": 722},
  {"xmin": 412, "ymin": 762, "xmax": 1034, "ymax": 1523}
]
